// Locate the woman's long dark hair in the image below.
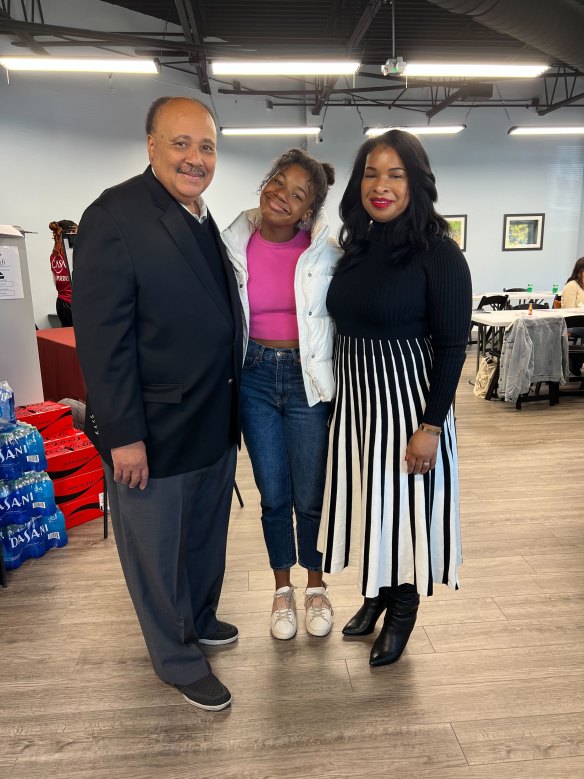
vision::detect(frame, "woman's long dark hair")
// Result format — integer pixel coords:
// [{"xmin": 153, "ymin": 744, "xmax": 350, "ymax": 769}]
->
[
  {"xmin": 337, "ymin": 130, "xmax": 449, "ymax": 271},
  {"xmin": 566, "ymin": 256, "xmax": 584, "ymax": 287}
]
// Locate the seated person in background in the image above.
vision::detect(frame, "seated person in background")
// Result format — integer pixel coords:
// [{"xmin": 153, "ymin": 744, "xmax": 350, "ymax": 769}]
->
[
  {"xmin": 562, "ymin": 257, "xmax": 584, "ymax": 309},
  {"xmin": 562, "ymin": 257, "xmax": 584, "ymax": 374}
]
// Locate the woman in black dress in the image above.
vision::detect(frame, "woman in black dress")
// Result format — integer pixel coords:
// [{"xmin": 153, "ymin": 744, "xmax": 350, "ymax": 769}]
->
[{"xmin": 318, "ymin": 130, "xmax": 472, "ymax": 667}]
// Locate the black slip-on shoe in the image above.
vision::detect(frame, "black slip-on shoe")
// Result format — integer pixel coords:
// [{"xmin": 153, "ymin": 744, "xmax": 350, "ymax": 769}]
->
[
  {"xmin": 176, "ymin": 672, "xmax": 232, "ymax": 711},
  {"xmin": 199, "ymin": 621, "xmax": 238, "ymax": 646}
]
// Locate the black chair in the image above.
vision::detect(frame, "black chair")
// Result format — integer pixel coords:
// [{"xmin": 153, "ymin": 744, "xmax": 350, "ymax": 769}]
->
[
  {"xmin": 469, "ymin": 294, "xmax": 509, "ymax": 346},
  {"xmin": 234, "ymin": 481, "xmax": 244, "ymax": 508},
  {"xmin": 469, "ymin": 294, "xmax": 509, "ymax": 390},
  {"xmin": 504, "ymin": 288, "xmax": 551, "ymax": 309},
  {"xmin": 561, "ymin": 315, "xmax": 584, "ymax": 396},
  {"xmin": 476, "ymin": 295, "xmax": 509, "ymax": 311},
  {"xmin": 473, "ymin": 294, "xmax": 509, "ymax": 351},
  {"xmin": 512, "ymin": 302, "xmax": 550, "ymax": 310},
  {"xmin": 504, "ymin": 287, "xmax": 528, "ymax": 307},
  {"xmin": 516, "ymin": 382, "xmax": 560, "ymax": 409},
  {"xmin": 565, "ymin": 314, "xmax": 584, "ymax": 334}
]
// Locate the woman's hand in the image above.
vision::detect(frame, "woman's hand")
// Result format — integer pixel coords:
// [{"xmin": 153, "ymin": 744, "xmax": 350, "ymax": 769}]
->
[{"xmin": 405, "ymin": 428, "xmax": 440, "ymax": 475}]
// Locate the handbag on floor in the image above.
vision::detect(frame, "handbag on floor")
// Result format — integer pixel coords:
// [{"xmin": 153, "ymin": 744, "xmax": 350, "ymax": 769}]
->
[{"xmin": 474, "ymin": 354, "xmax": 499, "ymax": 399}]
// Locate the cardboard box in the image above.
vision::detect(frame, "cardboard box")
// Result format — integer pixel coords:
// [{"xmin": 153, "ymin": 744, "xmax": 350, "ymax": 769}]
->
[
  {"xmin": 51, "ymin": 465, "xmax": 105, "ymax": 530},
  {"xmin": 59, "ymin": 490, "xmax": 104, "ymax": 530},
  {"xmin": 15, "ymin": 402, "xmax": 74, "ymax": 440},
  {"xmin": 44, "ymin": 431, "xmax": 101, "ymax": 480},
  {"xmin": 52, "ymin": 467, "xmax": 104, "ymax": 505}
]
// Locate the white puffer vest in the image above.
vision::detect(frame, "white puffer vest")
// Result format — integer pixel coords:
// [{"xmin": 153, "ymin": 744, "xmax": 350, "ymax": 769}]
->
[{"xmin": 221, "ymin": 208, "xmax": 341, "ymax": 406}]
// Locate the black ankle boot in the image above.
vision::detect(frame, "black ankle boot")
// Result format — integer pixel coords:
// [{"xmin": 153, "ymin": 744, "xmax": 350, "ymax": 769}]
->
[
  {"xmin": 369, "ymin": 585, "xmax": 419, "ymax": 666},
  {"xmin": 342, "ymin": 595, "xmax": 386, "ymax": 636}
]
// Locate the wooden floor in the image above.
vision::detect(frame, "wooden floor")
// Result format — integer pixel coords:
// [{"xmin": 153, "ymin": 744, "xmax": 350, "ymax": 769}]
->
[{"xmin": 1, "ymin": 357, "xmax": 584, "ymax": 779}]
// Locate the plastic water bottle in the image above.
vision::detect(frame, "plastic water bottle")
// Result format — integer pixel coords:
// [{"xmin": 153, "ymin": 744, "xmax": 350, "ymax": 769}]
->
[
  {"xmin": 23, "ymin": 426, "xmax": 47, "ymax": 473},
  {"xmin": 0, "ymin": 480, "xmax": 11, "ymax": 528},
  {"xmin": 0, "ymin": 516, "xmax": 45, "ymax": 566},
  {"xmin": 0, "ymin": 477, "xmax": 22, "ymax": 525},
  {"xmin": 0, "ymin": 510, "xmax": 67, "ymax": 570},
  {"xmin": 0, "ymin": 427, "xmax": 28, "ymax": 480},
  {"xmin": 0, "ymin": 423, "xmax": 47, "ymax": 479},
  {"xmin": 0, "ymin": 472, "xmax": 56, "ymax": 526},
  {"xmin": 30, "ymin": 471, "xmax": 57, "ymax": 517},
  {"xmin": 527, "ymin": 282, "xmax": 533, "ymax": 293},
  {"xmin": 8, "ymin": 474, "xmax": 34, "ymax": 522},
  {"xmin": 552, "ymin": 283, "xmax": 559, "ymax": 295},
  {"xmin": 45, "ymin": 509, "xmax": 68, "ymax": 551},
  {"xmin": 0, "ymin": 381, "xmax": 16, "ymax": 431}
]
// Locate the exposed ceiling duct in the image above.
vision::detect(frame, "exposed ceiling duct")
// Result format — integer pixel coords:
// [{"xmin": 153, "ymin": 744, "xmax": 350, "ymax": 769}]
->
[
  {"xmin": 1, "ymin": 1, "xmax": 582, "ymax": 113},
  {"xmin": 425, "ymin": 0, "xmax": 584, "ymax": 71}
]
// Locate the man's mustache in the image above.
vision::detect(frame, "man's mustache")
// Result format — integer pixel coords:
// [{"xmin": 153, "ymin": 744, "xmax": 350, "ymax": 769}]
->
[{"xmin": 177, "ymin": 166, "xmax": 206, "ymax": 177}]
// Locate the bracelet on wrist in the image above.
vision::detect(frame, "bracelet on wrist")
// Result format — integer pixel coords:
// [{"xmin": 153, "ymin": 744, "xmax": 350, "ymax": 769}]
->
[{"xmin": 418, "ymin": 423, "xmax": 441, "ymax": 437}]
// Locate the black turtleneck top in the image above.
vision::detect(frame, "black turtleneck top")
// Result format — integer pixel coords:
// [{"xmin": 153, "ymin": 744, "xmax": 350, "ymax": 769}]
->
[{"xmin": 326, "ymin": 228, "xmax": 472, "ymax": 427}]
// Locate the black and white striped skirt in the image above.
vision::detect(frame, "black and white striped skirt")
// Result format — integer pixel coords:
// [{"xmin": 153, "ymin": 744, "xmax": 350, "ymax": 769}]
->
[{"xmin": 317, "ymin": 334, "xmax": 462, "ymax": 597}]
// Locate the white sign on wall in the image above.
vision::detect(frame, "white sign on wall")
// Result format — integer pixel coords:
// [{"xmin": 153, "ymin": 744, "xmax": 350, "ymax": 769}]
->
[
  {"xmin": 0, "ymin": 245, "xmax": 24, "ymax": 300},
  {"xmin": 0, "ymin": 229, "xmax": 44, "ymax": 405}
]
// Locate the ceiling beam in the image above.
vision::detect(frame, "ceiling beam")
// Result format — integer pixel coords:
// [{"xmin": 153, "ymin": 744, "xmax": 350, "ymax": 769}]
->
[
  {"xmin": 271, "ymin": 100, "xmax": 538, "ymax": 109},
  {"xmin": 537, "ymin": 90, "xmax": 584, "ymax": 115},
  {"xmin": 218, "ymin": 84, "xmax": 408, "ymax": 96},
  {"xmin": 312, "ymin": 0, "xmax": 386, "ymax": 116},
  {"xmin": 426, "ymin": 88, "xmax": 465, "ymax": 118},
  {"xmin": 0, "ymin": 6, "xmax": 48, "ymax": 54},
  {"xmin": 0, "ymin": 18, "xmax": 350, "ymax": 58},
  {"xmin": 0, "ymin": 17, "xmax": 208, "ymax": 53},
  {"xmin": 174, "ymin": 0, "xmax": 210, "ymax": 94}
]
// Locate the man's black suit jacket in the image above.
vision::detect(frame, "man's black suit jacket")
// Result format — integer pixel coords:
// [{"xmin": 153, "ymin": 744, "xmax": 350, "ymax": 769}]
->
[{"xmin": 73, "ymin": 167, "xmax": 243, "ymax": 478}]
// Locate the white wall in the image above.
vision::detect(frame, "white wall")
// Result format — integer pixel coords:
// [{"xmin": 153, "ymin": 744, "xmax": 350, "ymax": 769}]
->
[
  {"xmin": 1, "ymin": 0, "xmax": 583, "ymax": 324},
  {"xmin": 310, "ymin": 106, "xmax": 584, "ymax": 294}
]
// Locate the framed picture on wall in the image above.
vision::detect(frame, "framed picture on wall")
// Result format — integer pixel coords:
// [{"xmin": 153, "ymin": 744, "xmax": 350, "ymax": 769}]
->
[
  {"xmin": 502, "ymin": 213, "xmax": 545, "ymax": 251},
  {"xmin": 444, "ymin": 215, "xmax": 467, "ymax": 252}
]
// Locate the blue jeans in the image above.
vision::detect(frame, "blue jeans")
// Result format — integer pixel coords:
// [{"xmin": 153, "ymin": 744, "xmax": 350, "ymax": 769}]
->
[{"xmin": 240, "ymin": 340, "xmax": 331, "ymax": 571}]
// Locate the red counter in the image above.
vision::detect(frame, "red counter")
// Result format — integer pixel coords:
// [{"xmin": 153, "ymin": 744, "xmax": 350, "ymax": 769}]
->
[{"xmin": 36, "ymin": 327, "xmax": 86, "ymax": 402}]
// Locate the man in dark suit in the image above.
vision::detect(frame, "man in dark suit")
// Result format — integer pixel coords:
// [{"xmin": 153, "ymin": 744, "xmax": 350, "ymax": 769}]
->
[{"xmin": 73, "ymin": 97, "xmax": 242, "ymax": 711}]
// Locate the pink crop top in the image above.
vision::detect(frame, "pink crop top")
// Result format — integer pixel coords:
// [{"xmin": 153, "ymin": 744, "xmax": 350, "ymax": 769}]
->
[{"xmin": 247, "ymin": 229, "xmax": 311, "ymax": 340}]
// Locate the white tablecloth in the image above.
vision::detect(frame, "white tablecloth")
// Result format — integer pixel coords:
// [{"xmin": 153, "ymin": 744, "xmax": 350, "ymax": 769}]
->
[
  {"xmin": 472, "ymin": 290, "xmax": 554, "ymax": 303},
  {"xmin": 472, "ymin": 308, "xmax": 582, "ymax": 327}
]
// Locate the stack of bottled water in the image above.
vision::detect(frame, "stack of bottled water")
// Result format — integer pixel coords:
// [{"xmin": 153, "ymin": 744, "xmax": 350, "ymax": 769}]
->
[{"xmin": 0, "ymin": 381, "xmax": 68, "ymax": 570}]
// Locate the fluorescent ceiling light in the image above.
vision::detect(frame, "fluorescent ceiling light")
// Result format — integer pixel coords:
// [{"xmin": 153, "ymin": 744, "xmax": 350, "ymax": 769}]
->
[
  {"xmin": 508, "ymin": 126, "xmax": 584, "ymax": 135},
  {"xmin": 365, "ymin": 126, "xmax": 465, "ymax": 137},
  {"xmin": 222, "ymin": 127, "xmax": 321, "ymax": 136},
  {"xmin": 0, "ymin": 57, "xmax": 158, "ymax": 74},
  {"xmin": 212, "ymin": 60, "xmax": 359, "ymax": 76},
  {"xmin": 402, "ymin": 63, "xmax": 548, "ymax": 78}
]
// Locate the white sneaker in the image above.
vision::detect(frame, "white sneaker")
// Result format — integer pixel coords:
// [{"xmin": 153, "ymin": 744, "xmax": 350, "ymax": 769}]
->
[
  {"xmin": 271, "ymin": 585, "xmax": 297, "ymax": 640},
  {"xmin": 305, "ymin": 584, "xmax": 333, "ymax": 637}
]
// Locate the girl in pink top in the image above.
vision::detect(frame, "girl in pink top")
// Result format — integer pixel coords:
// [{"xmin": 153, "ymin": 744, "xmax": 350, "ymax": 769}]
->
[{"xmin": 222, "ymin": 149, "xmax": 341, "ymax": 640}]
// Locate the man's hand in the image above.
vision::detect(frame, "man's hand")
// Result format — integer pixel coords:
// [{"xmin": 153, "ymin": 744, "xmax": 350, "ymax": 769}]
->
[{"xmin": 111, "ymin": 441, "xmax": 149, "ymax": 489}]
